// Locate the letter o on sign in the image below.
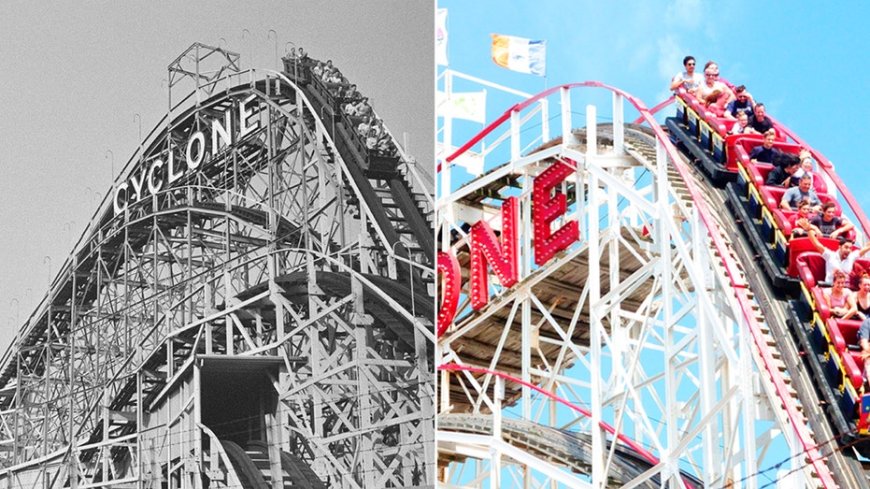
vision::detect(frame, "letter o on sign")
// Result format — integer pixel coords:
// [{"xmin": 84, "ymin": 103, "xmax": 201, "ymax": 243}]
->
[{"xmin": 186, "ymin": 131, "xmax": 205, "ymax": 170}]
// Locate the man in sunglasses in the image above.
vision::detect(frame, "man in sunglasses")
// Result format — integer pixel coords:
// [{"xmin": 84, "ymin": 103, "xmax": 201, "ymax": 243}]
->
[
  {"xmin": 724, "ymin": 85, "xmax": 755, "ymax": 120},
  {"xmin": 670, "ymin": 55, "xmax": 703, "ymax": 94}
]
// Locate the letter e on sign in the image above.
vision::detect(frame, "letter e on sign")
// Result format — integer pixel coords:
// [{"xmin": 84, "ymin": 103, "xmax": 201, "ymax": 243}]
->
[{"xmin": 533, "ymin": 159, "xmax": 579, "ymax": 266}]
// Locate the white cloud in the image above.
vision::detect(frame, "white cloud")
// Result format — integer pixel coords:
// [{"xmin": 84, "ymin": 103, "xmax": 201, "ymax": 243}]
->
[
  {"xmin": 666, "ymin": 0, "xmax": 703, "ymax": 27},
  {"xmin": 657, "ymin": 35, "xmax": 684, "ymax": 81}
]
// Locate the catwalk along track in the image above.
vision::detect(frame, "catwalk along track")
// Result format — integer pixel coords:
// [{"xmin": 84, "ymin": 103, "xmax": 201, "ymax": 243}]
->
[{"xmin": 0, "ymin": 43, "xmax": 434, "ymax": 489}]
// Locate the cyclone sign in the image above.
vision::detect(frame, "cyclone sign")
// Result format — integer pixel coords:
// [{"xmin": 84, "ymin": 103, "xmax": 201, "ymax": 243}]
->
[
  {"xmin": 437, "ymin": 158, "xmax": 580, "ymax": 335},
  {"xmin": 113, "ymin": 94, "xmax": 262, "ymax": 215}
]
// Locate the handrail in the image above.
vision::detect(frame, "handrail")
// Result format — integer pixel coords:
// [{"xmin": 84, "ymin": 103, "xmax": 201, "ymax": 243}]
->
[
  {"xmin": 438, "ymin": 82, "xmax": 838, "ymax": 488},
  {"xmin": 632, "ymin": 95, "xmax": 674, "ymax": 125},
  {"xmin": 439, "ymin": 363, "xmax": 698, "ymax": 488}
]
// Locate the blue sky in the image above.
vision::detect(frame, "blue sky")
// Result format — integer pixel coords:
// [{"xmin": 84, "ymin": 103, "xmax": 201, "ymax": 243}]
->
[
  {"xmin": 439, "ymin": 0, "xmax": 870, "ymax": 211},
  {"xmin": 437, "ymin": 0, "xmax": 867, "ymax": 484}
]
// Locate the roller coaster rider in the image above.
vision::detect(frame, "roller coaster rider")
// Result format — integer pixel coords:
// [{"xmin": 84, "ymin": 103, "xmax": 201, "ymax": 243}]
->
[
  {"xmin": 781, "ymin": 174, "xmax": 821, "ymax": 210},
  {"xmin": 825, "ymin": 270, "xmax": 857, "ymax": 319},
  {"xmin": 729, "ymin": 112, "xmax": 758, "ymax": 136},
  {"xmin": 724, "ymin": 85, "xmax": 755, "ymax": 120},
  {"xmin": 749, "ymin": 103, "xmax": 773, "ymax": 134},
  {"xmin": 765, "ymin": 158, "xmax": 800, "ymax": 187},
  {"xmin": 810, "ymin": 201, "xmax": 855, "ymax": 239},
  {"xmin": 749, "ymin": 129, "xmax": 782, "ymax": 165},
  {"xmin": 696, "ymin": 61, "xmax": 734, "ymax": 116},
  {"xmin": 670, "ymin": 55, "xmax": 703, "ymax": 94},
  {"xmin": 808, "ymin": 228, "xmax": 870, "ymax": 283}
]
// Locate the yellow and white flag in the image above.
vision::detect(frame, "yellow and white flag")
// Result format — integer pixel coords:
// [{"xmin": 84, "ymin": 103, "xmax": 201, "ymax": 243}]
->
[
  {"xmin": 491, "ymin": 34, "xmax": 546, "ymax": 76},
  {"xmin": 436, "ymin": 90, "xmax": 486, "ymax": 123}
]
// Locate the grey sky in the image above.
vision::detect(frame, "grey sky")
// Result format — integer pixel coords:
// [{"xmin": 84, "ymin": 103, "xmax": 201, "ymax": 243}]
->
[{"xmin": 0, "ymin": 1, "xmax": 433, "ymax": 349}]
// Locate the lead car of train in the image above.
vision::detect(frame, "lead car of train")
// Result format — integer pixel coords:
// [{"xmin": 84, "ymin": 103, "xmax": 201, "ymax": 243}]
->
[{"xmin": 665, "ymin": 85, "xmax": 870, "ymax": 450}]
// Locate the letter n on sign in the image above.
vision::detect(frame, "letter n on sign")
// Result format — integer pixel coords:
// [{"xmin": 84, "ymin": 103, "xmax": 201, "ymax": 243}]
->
[{"xmin": 469, "ymin": 196, "xmax": 519, "ymax": 310}]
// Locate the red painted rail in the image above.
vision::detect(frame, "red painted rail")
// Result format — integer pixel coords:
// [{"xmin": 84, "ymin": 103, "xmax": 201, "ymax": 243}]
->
[{"xmin": 438, "ymin": 362, "xmax": 700, "ymax": 488}]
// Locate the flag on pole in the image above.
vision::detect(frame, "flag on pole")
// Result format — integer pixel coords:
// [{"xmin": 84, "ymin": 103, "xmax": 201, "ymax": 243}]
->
[
  {"xmin": 436, "ymin": 90, "xmax": 486, "ymax": 123},
  {"xmin": 436, "ymin": 9, "xmax": 448, "ymax": 66},
  {"xmin": 491, "ymin": 34, "xmax": 546, "ymax": 76}
]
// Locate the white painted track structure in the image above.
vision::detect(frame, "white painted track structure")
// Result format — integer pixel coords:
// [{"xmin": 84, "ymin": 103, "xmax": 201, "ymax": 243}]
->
[{"xmin": 436, "ymin": 77, "xmax": 845, "ymax": 488}]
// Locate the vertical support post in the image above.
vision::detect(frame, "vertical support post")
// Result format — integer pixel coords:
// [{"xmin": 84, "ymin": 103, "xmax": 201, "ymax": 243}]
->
[
  {"xmin": 586, "ymin": 105, "xmax": 605, "ymax": 489},
  {"xmin": 193, "ymin": 363, "xmax": 203, "ymax": 489},
  {"xmin": 356, "ymin": 323, "xmax": 375, "ymax": 488},
  {"xmin": 656, "ymin": 137, "xmax": 678, "ymax": 486},
  {"xmin": 490, "ymin": 376, "xmax": 504, "ymax": 488},
  {"xmin": 561, "ymin": 87, "xmax": 576, "ymax": 146},
  {"xmin": 439, "ymin": 362, "xmax": 450, "ymax": 414},
  {"xmin": 694, "ymin": 206, "xmax": 717, "ymax": 485},
  {"xmin": 267, "ymin": 409, "xmax": 283, "ymax": 489},
  {"xmin": 69, "ymin": 258, "xmax": 79, "ymax": 489},
  {"xmin": 137, "ymin": 371, "xmax": 144, "ymax": 489},
  {"xmin": 611, "ymin": 93, "xmax": 624, "ymax": 155},
  {"xmin": 224, "ymin": 270, "xmax": 233, "ymax": 356},
  {"xmin": 740, "ymin": 322, "xmax": 760, "ymax": 489},
  {"xmin": 440, "ymin": 71, "xmax": 454, "ymax": 253},
  {"xmin": 606, "ymin": 138, "xmax": 622, "ymax": 409},
  {"xmin": 416, "ymin": 302, "xmax": 435, "ymax": 484},
  {"xmin": 510, "ymin": 110, "xmax": 521, "ymax": 162},
  {"xmin": 44, "ymin": 296, "xmax": 53, "ymax": 466},
  {"xmin": 520, "ymin": 154, "xmax": 533, "ymax": 421},
  {"xmin": 540, "ymin": 99, "xmax": 549, "ymax": 143}
]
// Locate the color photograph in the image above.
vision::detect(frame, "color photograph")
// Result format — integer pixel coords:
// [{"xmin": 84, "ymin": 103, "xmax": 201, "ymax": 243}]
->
[{"xmin": 435, "ymin": 2, "xmax": 870, "ymax": 487}]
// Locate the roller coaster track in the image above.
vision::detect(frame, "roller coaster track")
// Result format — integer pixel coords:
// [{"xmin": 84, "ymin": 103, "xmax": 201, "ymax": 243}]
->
[
  {"xmin": 665, "ymin": 121, "xmax": 870, "ymax": 487},
  {"xmin": 440, "ymin": 414, "xmax": 703, "ymax": 488},
  {"xmin": 436, "ymin": 82, "xmax": 854, "ymax": 488},
  {"xmin": 0, "ymin": 44, "xmax": 433, "ymax": 489}
]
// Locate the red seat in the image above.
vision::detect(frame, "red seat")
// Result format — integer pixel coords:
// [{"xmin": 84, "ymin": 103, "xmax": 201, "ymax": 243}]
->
[
  {"xmin": 726, "ymin": 135, "xmax": 761, "ymax": 168},
  {"xmin": 795, "ymin": 250, "xmax": 829, "ymax": 287},
  {"xmin": 737, "ymin": 138, "xmax": 802, "ymax": 160},
  {"xmin": 812, "ymin": 285, "xmax": 831, "ymax": 320},
  {"xmin": 826, "ymin": 318, "xmax": 865, "ymax": 390},
  {"xmin": 771, "ymin": 208, "xmax": 799, "ymax": 237},
  {"xmin": 844, "ymin": 351, "xmax": 866, "ymax": 390},
  {"xmin": 809, "ymin": 172, "xmax": 828, "ymax": 194},
  {"xmin": 746, "ymin": 162, "xmax": 775, "ymax": 188},
  {"xmin": 712, "ymin": 116, "xmax": 736, "ymax": 134},
  {"xmin": 830, "ymin": 318, "xmax": 862, "ymax": 352}
]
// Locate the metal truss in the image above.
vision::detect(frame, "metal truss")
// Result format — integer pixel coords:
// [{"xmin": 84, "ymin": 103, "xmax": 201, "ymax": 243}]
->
[
  {"xmin": 437, "ymin": 85, "xmax": 821, "ymax": 488},
  {"xmin": 0, "ymin": 46, "xmax": 434, "ymax": 489}
]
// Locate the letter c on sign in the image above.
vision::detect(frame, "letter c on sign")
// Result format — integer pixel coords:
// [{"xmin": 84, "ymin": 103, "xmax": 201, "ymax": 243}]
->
[
  {"xmin": 147, "ymin": 159, "xmax": 164, "ymax": 195},
  {"xmin": 113, "ymin": 182, "xmax": 129, "ymax": 215}
]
